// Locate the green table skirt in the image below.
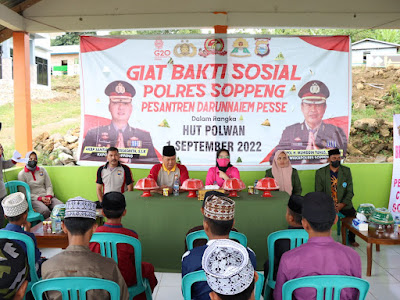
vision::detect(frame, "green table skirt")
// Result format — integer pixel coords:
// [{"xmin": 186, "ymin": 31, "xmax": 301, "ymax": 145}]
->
[{"xmin": 123, "ymin": 190, "xmax": 289, "ymax": 272}]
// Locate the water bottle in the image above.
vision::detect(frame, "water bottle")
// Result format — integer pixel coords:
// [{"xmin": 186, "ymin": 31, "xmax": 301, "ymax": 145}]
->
[
  {"xmin": 254, "ymin": 180, "xmax": 259, "ymax": 194},
  {"xmin": 52, "ymin": 216, "xmax": 62, "ymax": 233},
  {"xmin": 173, "ymin": 174, "xmax": 180, "ymax": 196}
]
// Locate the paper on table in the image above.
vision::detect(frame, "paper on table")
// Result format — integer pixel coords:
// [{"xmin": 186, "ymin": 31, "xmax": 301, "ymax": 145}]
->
[{"xmin": 12, "ymin": 150, "xmax": 28, "ymax": 163}]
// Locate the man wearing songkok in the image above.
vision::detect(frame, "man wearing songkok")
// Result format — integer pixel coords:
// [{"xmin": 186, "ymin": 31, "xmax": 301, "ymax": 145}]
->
[
  {"xmin": 90, "ymin": 192, "xmax": 158, "ymax": 299},
  {"xmin": 0, "ymin": 139, "xmax": 17, "ymax": 228},
  {"xmin": 18, "ymin": 151, "xmax": 63, "ymax": 219},
  {"xmin": 182, "ymin": 195, "xmax": 256, "ymax": 300},
  {"xmin": 96, "ymin": 147, "xmax": 133, "ymax": 203},
  {"xmin": 263, "ymin": 195, "xmax": 303, "ymax": 292},
  {"xmin": 81, "ymin": 80, "xmax": 158, "ymax": 164},
  {"xmin": 274, "ymin": 192, "xmax": 361, "ymax": 300},
  {"xmin": 273, "ymin": 80, "xmax": 347, "ymax": 164},
  {"xmin": 1, "ymin": 192, "xmax": 43, "ymax": 275},
  {"xmin": 42, "ymin": 197, "xmax": 129, "ymax": 300},
  {"xmin": 202, "ymin": 239, "xmax": 259, "ymax": 300},
  {"xmin": 148, "ymin": 145, "xmax": 189, "ymax": 193},
  {"xmin": 0, "ymin": 239, "xmax": 29, "ymax": 300},
  {"xmin": 315, "ymin": 148, "xmax": 358, "ymax": 246}
]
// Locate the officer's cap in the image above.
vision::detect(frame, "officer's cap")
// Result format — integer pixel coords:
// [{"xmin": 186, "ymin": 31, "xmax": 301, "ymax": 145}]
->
[
  {"xmin": 298, "ymin": 80, "xmax": 329, "ymax": 105},
  {"xmin": 105, "ymin": 80, "xmax": 136, "ymax": 103}
]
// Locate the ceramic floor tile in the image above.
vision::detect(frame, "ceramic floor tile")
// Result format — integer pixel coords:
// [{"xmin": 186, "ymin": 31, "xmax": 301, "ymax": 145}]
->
[
  {"xmin": 159, "ymin": 273, "xmax": 182, "ymax": 287},
  {"xmin": 385, "ymin": 268, "xmax": 400, "ymax": 282},
  {"xmin": 362, "ymin": 269, "xmax": 399, "ymax": 284},
  {"xmin": 373, "ymin": 252, "xmax": 400, "ymax": 269},
  {"xmin": 368, "ymin": 282, "xmax": 400, "ymax": 299},
  {"xmin": 361, "ymin": 262, "xmax": 391, "ymax": 278},
  {"xmin": 155, "ymin": 286, "xmax": 183, "ymax": 300},
  {"xmin": 365, "ymin": 293, "xmax": 377, "ymax": 300}
]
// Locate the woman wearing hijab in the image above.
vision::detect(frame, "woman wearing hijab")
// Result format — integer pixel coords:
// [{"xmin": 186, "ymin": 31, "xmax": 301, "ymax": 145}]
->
[
  {"xmin": 265, "ymin": 150, "xmax": 302, "ymax": 195},
  {"xmin": 206, "ymin": 149, "xmax": 240, "ymax": 187},
  {"xmin": 17, "ymin": 151, "xmax": 63, "ymax": 219}
]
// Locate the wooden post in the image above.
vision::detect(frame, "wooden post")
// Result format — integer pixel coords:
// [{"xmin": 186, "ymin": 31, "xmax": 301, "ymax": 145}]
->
[
  {"xmin": 13, "ymin": 32, "xmax": 32, "ymax": 155},
  {"xmin": 214, "ymin": 25, "xmax": 228, "ymax": 34}
]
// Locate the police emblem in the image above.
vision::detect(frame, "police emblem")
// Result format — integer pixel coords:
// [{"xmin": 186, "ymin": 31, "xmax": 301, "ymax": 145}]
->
[
  {"xmin": 173, "ymin": 40, "xmax": 197, "ymax": 57},
  {"xmin": 254, "ymin": 38, "xmax": 270, "ymax": 57},
  {"xmin": 115, "ymin": 83, "xmax": 126, "ymax": 94},
  {"xmin": 155, "ymin": 40, "xmax": 163, "ymax": 49},
  {"xmin": 198, "ymin": 39, "xmax": 227, "ymax": 57},
  {"xmin": 230, "ymin": 38, "xmax": 251, "ymax": 57},
  {"xmin": 310, "ymin": 82, "xmax": 320, "ymax": 94}
]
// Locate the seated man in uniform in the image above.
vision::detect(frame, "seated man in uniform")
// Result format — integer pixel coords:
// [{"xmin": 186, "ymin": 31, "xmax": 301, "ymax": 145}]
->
[
  {"xmin": 42, "ymin": 197, "xmax": 129, "ymax": 300},
  {"xmin": 274, "ymin": 192, "xmax": 361, "ymax": 300},
  {"xmin": 96, "ymin": 147, "xmax": 133, "ymax": 204},
  {"xmin": 182, "ymin": 195, "xmax": 256, "ymax": 300},
  {"xmin": 81, "ymin": 80, "xmax": 158, "ymax": 164},
  {"xmin": 202, "ymin": 239, "xmax": 259, "ymax": 300},
  {"xmin": 272, "ymin": 80, "xmax": 347, "ymax": 164},
  {"xmin": 148, "ymin": 145, "xmax": 189, "ymax": 194},
  {"xmin": 315, "ymin": 148, "xmax": 358, "ymax": 246},
  {"xmin": 263, "ymin": 195, "xmax": 303, "ymax": 294}
]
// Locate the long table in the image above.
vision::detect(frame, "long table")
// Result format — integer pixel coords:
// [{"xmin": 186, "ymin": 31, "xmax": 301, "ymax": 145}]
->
[{"xmin": 123, "ymin": 190, "xmax": 289, "ymax": 272}]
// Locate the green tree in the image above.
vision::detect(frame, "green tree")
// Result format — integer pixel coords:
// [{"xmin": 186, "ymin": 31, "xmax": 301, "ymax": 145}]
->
[{"xmin": 51, "ymin": 32, "xmax": 97, "ymax": 46}]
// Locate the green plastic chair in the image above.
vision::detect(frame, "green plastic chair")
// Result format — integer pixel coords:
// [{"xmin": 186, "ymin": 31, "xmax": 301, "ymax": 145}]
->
[
  {"xmin": 90, "ymin": 232, "xmax": 152, "ymax": 300},
  {"xmin": 264, "ymin": 229, "xmax": 309, "ymax": 299},
  {"xmin": 5, "ymin": 180, "xmax": 44, "ymax": 225},
  {"xmin": 186, "ymin": 230, "xmax": 247, "ymax": 251},
  {"xmin": 31, "ymin": 277, "xmax": 120, "ymax": 300},
  {"xmin": 0, "ymin": 230, "xmax": 41, "ymax": 297},
  {"xmin": 182, "ymin": 270, "xmax": 265, "ymax": 300},
  {"xmin": 282, "ymin": 275, "xmax": 370, "ymax": 300}
]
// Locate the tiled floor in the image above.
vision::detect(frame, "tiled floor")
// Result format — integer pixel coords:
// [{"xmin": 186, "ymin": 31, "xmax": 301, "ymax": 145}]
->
[{"xmin": 40, "ymin": 233, "xmax": 400, "ymax": 299}]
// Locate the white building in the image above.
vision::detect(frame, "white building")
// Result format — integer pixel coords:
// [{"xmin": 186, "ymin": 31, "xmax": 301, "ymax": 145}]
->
[
  {"xmin": 50, "ymin": 45, "xmax": 80, "ymax": 76},
  {"xmin": 352, "ymin": 38, "xmax": 400, "ymax": 66},
  {"xmin": 0, "ymin": 33, "xmax": 51, "ymax": 89}
]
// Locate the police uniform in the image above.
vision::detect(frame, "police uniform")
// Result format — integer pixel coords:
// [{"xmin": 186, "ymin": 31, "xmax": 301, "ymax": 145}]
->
[
  {"xmin": 80, "ymin": 80, "xmax": 159, "ymax": 164},
  {"xmin": 96, "ymin": 162, "xmax": 133, "ymax": 195},
  {"xmin": 273, "ymin": 80, "xmax": 348, "ymax": 164}
]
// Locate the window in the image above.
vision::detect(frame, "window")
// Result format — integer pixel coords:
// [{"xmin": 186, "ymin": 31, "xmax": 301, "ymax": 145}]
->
[
  {"xmin": 35, "ymin": 57, "xmax": 48, "ymax": 85},
  {"xmin": 61, "ymin": 60, "xmax": 67, "ymax": 65},
  {"xmin": 363, "ymin": 51, "xmax": 370, "ymax": 64},
  {"xmin": 74, "ymin": 57, "xmax": 79, "ymax": 64}
]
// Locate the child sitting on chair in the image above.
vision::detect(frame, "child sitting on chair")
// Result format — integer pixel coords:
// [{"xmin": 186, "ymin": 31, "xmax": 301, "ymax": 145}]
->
[
  {"xmin": 1, "ymin": 192, "xmax": 44, "ymax": 276},
  {"xmin": 89, "ymin": 192, "xmax": 158, "ymax": 300}
]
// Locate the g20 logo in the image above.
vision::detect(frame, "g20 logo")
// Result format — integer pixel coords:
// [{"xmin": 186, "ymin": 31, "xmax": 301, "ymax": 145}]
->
[{"xmin": 154, "ymin": 50, "xmax": 171, "ymax": 58}]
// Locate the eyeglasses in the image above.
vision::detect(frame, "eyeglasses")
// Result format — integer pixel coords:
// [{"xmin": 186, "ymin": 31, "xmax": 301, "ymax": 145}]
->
[{"xmin": 218, "ymin": 156, "xmax": 230, "ymax": 159}]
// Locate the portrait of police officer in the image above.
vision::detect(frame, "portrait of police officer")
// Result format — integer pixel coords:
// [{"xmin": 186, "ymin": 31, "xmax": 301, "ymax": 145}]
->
[
  {"xmin": 81, "ymin": 80, "xmax": 159, "ymax": 164},
  {"xmin": 273, "ymin": 80, "xmax": 348, "ymax": 164}
]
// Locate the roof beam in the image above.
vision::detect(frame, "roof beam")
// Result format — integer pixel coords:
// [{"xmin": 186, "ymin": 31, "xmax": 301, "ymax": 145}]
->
[
  {"xmin": 0, "ymin": 3, "xmax": 25, "ymax": 31},
  {"xmin": 0, "ymin": 28, "xmax": 14, "ymax": 43}
]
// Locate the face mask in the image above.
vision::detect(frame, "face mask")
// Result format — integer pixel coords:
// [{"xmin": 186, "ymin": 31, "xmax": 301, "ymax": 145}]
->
[
  {"xmin": 27, "ymin": 160, "xmax": 37, "ymax": 168},
  {"xmin": 217, "ymin": 158, "xmax": 230, "ymax": 167},
  {"xmin": 331, "ymin": 160, "xmax": 340, "ymax": 168}
]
